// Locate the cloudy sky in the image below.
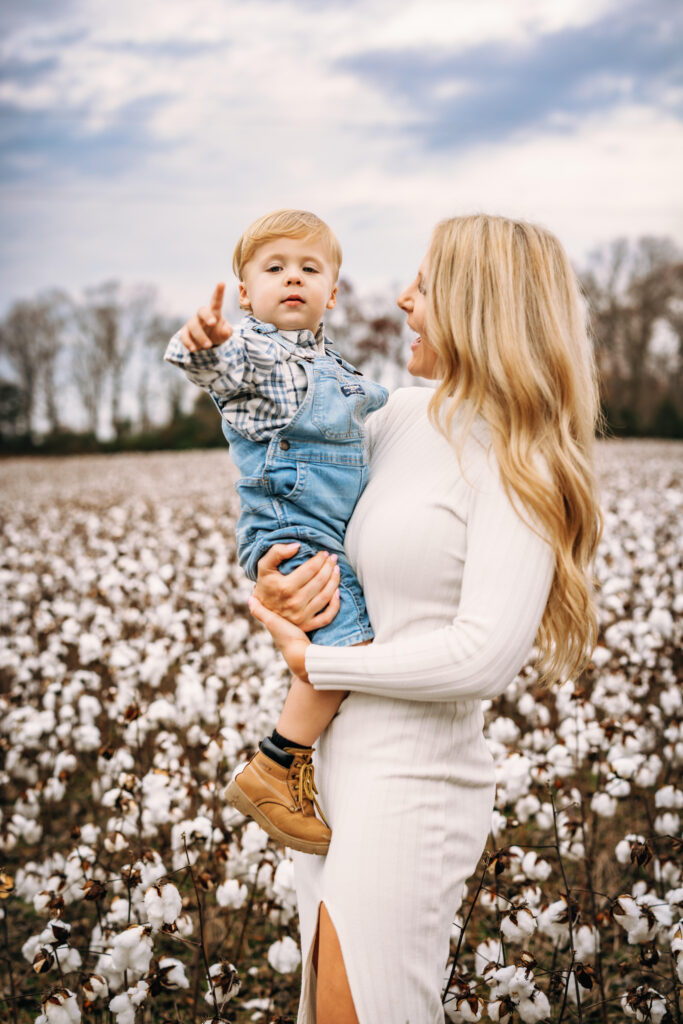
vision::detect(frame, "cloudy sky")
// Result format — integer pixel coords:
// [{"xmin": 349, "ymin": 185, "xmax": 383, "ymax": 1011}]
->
[{"xmin": 1, "ymin": 0, "xmax": 682, "ymax": 318}]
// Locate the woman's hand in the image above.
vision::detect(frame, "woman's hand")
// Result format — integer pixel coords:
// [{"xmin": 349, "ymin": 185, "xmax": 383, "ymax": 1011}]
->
[
  {"xmin": 248, "ymin": 595, "xmax": 311, "ymax": 683},
  {"xmin": 254, "ymin": 543, "xmax": 341, "ymax": 632}
]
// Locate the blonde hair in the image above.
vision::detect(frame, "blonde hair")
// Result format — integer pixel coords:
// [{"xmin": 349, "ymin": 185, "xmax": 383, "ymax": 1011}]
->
[
  {"xmin": 426, "ymin": 214, "xmax": 603, "ymax": 685},
  {"xmin": 232, "ymin": 209, "xmax": 342, "ymax": 280}
]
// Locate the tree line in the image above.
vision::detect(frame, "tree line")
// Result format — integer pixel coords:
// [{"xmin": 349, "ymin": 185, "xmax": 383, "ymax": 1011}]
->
[{"xmin": 1, "ymin": 235, "xmax": 682, "ymax": 455}]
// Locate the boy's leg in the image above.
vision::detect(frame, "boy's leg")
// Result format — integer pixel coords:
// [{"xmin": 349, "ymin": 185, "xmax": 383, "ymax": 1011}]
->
[{"xmin": 275, "ymin": 675, "xmax": 346, "ymax": 746}]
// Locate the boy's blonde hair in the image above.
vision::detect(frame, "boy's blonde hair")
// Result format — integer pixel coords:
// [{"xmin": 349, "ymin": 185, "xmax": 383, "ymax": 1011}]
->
[
  {"xmin": 425, "ymin": 214, "xmax": 603, "ymax": 686},
  {"xmin": 232, "ymin": 209, "xmax": 342, "ymax": 280}
]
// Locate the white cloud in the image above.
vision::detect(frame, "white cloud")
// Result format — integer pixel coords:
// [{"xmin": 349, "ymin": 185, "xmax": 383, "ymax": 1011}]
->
[
  {"xmin": 348, "ymin": 0, "xmax": 621, "ymax": 53},
  {"xmin": 0, "ymin": 0, "xmax": 680, "ymax": 317}
]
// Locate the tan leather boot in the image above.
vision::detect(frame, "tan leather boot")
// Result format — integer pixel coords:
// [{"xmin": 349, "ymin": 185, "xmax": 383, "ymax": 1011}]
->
[{"xmin": 225, "ymin": 741, "xmax": 331, "ymax": 855}]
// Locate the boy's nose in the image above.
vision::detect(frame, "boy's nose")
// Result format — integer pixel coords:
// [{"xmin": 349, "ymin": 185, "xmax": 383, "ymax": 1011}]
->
[{"xmin": 285, "ymin": 270, "xmax": 303, "ymax": 285}]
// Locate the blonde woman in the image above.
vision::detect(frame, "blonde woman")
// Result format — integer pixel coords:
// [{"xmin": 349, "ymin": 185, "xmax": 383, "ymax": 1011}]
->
[{"xmin": 248, "ymin": 214, "xmax": 603, "ymax": 1024}]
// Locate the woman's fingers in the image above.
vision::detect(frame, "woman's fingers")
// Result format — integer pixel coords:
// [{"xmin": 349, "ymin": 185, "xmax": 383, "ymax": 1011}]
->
[
  {"xmin": 301, "ymin": 561, "xmax": 341, "ymax": 618},
  {"xmin": 247, "ymin": 594, "xmax": 278, "ymax": 631},
  {"xmin": 301, "ymin": 586, "xmax": 341, "ymax": 632},
  {"xmin": 248, "ymin": 594, "xmax": 306, "ymax": 646},
  {"xmin": 257, "ymin": 543, "xmax": 301, "ymax": 574}
]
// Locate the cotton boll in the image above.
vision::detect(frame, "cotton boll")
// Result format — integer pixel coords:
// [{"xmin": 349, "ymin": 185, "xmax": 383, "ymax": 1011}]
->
[
  {"xmin": 448, "ymin": 995, "xmax": 485, "ymax": 1022},
  {"xmin": 143, "ymin": 883, "xmax": 182, "ymax": 929},
  {"xmin": 267, "ymin": 935, "xmax": 301, "ymax": 973},
  {"xmin": 537, "ymin": 899, "xmax": 571, "ymax": 945},
  {"xmin": 591, "ymin": 792, "xmax": 618, "ymax": 818},
  {"xmin": 82, "ymin": 974, "xmax": 108, "ymax": 1000},
  {"xmin": 616, "ymin": 834, "xmax": 647, "ymax": 865},
  {"xmin": 654, "ymin": 811, "xmax": 680, "ymax": 835},
  {"xmin": 574, "ymin": 924, "xmax": 601, "ymax": 961},
  {"xmin": 500, "ymin": 907, "xmax": 537, "ymax": 943},
  {"xmin": 648, "ymin": 607, "xmax": 673, "ymax": 639},
  {"xmin": 55, "ymin": 945, "xmax": 83, "ymax": 972},
  {"xmin": 655, "ymin": 785, "xmax": 683, "ymax": 809},
  {"xmin": 39, "ymin": 987, "xmax": 81, "ymax": 1023},
  {"xmin": 110, "ymin": 925, "xmax": 153, "ymax": 974},
  {"xmin": 490, "ymin": 811, "xmax": 508, "ymax": 838},
  {"xmin": 474, "ymin": 938, "xmax": 503, "ymax": 976},
  {"xmin": 487, "ymin": 999, "xmax": 513, "ymax": 1023},
  {"xmin": 78, "ymin": 633, "xmax": 103, "ymax": 665},
  {"xmin": 514, "ymin": 795, "xmax": 541, "ymax": 824},
  {"xmin": 520, "ymin": 851, "xmax": 552, "ymax": 881},
  {"xmin": 216, "ymin": 878, "xmax": 248, "ymax": 909},
  {"xmin": 517, "ymin": 989, "xmax": 551, "ymax": 1023},
  {"xmin": 661, "ymin": 687, "xmax": 682, "ymax": 716},
  {"xmin": 205, "ymin": 961, "xmax": 240, "ymax": 1006},
  {"xmin": 109, "ymin": 980, "xmax": 149, "ymax": 1024},
  {"xmin": 34, "ymin": 891, "xmax": 53, "ymax": 912},
  {"xmin": 157, "ymin": 956, "xmax": 189, "ymax": 989},
  {"xmin": 241, "ymin": 821, "xmax": 269, "ymax": 860}
]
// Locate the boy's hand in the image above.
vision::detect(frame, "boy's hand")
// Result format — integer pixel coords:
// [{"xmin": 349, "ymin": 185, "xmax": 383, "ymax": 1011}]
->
[{"xmin": 179, "ymin": 283, "xmax": 233, "ymax": 351}]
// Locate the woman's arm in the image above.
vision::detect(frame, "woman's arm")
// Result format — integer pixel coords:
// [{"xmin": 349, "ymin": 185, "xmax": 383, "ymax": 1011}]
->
[{"xmin": 304, "ymin": 467, "xmax": 555, "ymax": 702}]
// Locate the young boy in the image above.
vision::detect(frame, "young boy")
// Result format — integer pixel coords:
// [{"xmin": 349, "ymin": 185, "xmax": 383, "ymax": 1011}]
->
[{"xmin": 164, "ymin": 210, "xmax": 388, "ymax": 855}]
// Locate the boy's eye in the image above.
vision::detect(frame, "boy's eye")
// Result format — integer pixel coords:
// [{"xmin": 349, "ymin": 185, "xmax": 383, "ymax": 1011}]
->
[
  {"xmin": 266, "ymin": 265, "xmax": 282, "ymax": 273},
  {"xmin": 303, "ymin": 265, "xmax": 318, "ymax": 273}
]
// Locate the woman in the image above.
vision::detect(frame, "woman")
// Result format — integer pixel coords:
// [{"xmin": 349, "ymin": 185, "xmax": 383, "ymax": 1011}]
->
[{"xmin": 248, "ymin": 214, "xmax": 603, "ymax": 1023}]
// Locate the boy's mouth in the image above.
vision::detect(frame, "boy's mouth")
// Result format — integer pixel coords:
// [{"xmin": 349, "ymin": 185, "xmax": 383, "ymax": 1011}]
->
[{"xmin": 283, "ymin": 294, "xmax": 304, "ymax": 305}]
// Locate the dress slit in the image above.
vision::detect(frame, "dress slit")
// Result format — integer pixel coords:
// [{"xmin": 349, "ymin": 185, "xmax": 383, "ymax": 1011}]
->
[{"xmin": 298, "ymin": 899, "xmax": 361, "ymax": 1023}]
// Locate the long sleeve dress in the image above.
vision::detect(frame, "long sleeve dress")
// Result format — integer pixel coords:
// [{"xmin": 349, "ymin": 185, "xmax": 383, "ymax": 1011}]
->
[{"xmin": 292, "ymin": 387, "xmax": 555, "ymax": 1024}]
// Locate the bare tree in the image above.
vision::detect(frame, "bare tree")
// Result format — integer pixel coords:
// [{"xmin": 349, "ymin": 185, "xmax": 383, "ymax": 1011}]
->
[
  {"xmin": 77, "ymin": 281, "xmax": 157, "ymax": 438},
  {"xmin": 0, "ymin": 291, "xmax": 70, "ymax": 436},
  {"xmin": 138, "ymin": 313, "xmax": 185, "ymax": 432},
  {"xmin": 581, "ymin": 237, "xmax": 683, "ymax": 430},
  {"xmin": 327, "ymin": 277, "xmax": 406, "ymax": 368}
]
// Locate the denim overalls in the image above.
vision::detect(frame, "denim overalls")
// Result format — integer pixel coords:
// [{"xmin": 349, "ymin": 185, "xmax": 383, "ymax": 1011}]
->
[{"xmin": 221, "ymin": 334, "xmax": 388, "ymax": 647}]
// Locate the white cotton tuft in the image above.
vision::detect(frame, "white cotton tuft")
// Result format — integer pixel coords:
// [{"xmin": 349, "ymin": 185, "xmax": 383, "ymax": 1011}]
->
[{"xmin": 267, "ymin": 935, "xmax": 301, "ymax": 973}]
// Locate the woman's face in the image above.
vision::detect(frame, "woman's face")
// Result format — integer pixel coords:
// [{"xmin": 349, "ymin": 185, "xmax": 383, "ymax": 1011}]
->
[{"xmin": 397, "ymin": 255, "xmax": 441, "ymax": 380}]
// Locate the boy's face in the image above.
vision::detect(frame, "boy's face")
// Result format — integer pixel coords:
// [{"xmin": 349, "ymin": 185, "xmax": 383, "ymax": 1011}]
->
[{"xmin": 239, "ymin": 235, "xmax": 338, "ymax": 334}]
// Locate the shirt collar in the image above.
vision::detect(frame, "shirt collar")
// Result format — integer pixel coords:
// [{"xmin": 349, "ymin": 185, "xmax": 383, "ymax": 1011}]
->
[{"xmin": 243, "ymin": 315, "xmax": 331, "ymax": 359}]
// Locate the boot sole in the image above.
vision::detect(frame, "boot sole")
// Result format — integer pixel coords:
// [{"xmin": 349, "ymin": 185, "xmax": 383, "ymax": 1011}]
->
[{"xmin": 224, "ymin": 779, "xmax": 330, "ymax": 856}]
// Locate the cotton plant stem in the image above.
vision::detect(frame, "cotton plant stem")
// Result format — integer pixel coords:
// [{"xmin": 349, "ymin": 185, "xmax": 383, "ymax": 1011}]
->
[
  {"xmin": 578, "ymin": 799, "xmax": 608, "ymax": 1024},
  {"xmin": 550, "ymin": 789, "xmax": 583, "ymax": 1024},
  {"xmin": 442, "ymin": 853, "xmax": 490, "ymax": 1001},
  {"xmin": 232, "ymin": 853, "xmax": 267, "ymax": 968},
  {"xmin": 183, "ymin": 836, "xmax": 217, "ymax": 1016},
  {"xmin": 1, "ymin": 909, "xmax": 19, "ymax": 1024}
]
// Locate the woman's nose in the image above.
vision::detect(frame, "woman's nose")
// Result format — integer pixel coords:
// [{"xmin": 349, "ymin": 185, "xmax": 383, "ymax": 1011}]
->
[{"xmin": 397, "ymin": 286, "xmax": 412, "ymax": 312}]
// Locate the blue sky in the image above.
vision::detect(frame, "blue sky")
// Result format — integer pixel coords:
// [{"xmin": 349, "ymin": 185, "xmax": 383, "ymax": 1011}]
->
[{"xmin": 1, "ymin": 0, "xmax": 682, "ymax": 317}]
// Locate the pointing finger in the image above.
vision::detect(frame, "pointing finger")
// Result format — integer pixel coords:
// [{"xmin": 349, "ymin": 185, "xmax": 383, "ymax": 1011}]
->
[{"xmin": 210, "ymin": 282, "xmax": 225, "ymax": 316}]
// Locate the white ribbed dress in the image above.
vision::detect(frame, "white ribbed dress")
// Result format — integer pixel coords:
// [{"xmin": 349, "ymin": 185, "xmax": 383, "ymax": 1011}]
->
[{"xmin": 293, "ymin": 387, "xmax": 554, "ymax": 1023}]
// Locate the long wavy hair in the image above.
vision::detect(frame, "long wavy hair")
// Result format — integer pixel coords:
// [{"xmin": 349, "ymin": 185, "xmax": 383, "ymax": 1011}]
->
[{"xmin": 425, "ymin": 214, "xmax": 603, "ymax": 684}]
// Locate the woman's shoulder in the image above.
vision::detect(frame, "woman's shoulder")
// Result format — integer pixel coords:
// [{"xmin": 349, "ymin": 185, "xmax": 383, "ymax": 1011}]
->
[{"xmin": 366, "ymin": 386, "xmax": 433, "ymax": 448}]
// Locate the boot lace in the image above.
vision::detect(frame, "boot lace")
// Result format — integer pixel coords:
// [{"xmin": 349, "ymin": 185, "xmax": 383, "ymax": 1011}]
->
[{"xmin": 294, "ymin": 758, "xmax": 329, "ymax": 828}]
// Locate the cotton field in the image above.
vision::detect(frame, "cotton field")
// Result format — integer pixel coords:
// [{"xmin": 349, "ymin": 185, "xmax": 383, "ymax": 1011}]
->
[{"xmin": 0, "ymin": 441, "xmax": 681, "ymax": 1024}]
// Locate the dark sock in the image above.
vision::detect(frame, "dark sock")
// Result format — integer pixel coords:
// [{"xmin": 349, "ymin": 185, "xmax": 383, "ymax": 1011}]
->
[
  {"xmin": 271, "ymin": 729, "xmax": 310, "ymax": 752},
  {"xmin": 259, "ymin": 735, "xmax": 293, "ymax": 767}
]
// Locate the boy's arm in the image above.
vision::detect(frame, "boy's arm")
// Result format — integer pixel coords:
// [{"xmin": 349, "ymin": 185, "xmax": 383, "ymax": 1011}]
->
[
  {"xmin": 164, "ymin": 329, "xmax": 247, "ymax": 395},
  {"xmin": 163, "ymin": 282, "xmax": 246, "ymax": 396}
]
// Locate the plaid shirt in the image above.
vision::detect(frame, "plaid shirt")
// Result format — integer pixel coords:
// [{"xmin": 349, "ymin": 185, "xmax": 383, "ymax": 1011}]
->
[{"xmin": 164, "ymin": 314, "xmax": 348, "ymax": 441}]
